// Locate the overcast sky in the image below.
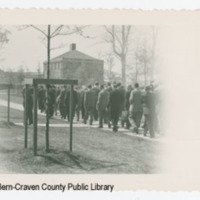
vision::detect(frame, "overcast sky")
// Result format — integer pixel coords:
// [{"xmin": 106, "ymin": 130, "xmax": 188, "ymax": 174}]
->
[
  {"xmin": 1, "ymin": 24, "xmax": 200, "ymax": 83},
  {"xmin": 0, "ymin": 26, "xmax": 113, "ymax": 72}
]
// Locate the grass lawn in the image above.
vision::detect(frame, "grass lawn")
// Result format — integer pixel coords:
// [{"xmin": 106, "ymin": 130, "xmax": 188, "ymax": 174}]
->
[
  {"xmin": 0, "ymin": 90, "xmax": 23, "ymax": 105},
  {"xmin": 0, "ymin": 103, "xmax": 162, "ymax": 174}
]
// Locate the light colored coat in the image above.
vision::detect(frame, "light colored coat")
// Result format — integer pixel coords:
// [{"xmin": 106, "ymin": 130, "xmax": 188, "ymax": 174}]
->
[
  {"xmin": 96, "ymin": 89, "xmax": 109, "ymax": 111},
  {"xmin": 129, "ymin": 89, "xmax": 143, "ymax": 113}
]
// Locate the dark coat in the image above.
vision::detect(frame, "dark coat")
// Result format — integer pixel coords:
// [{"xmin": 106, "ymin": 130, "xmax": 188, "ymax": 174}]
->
[
  {"xmin": 76, "ymin": 90, "xmax": 82, "ymax": 110},
  {"xmin": 48, "ymin": 87, "xmax": 56, "ymax": 105},
  {"xmin": 22, "ymin": 87, "xmax": 33, "ymax": 110},
  {"xmin": 84, "ymin": 88, "xmax": 96, "ymax": 109},
  {"xmin": 66, "ymin": 90, "xmax": 78, "ymax": 110},
  {"xmin": 109, "ymin": 89, "xmax": 122, "ymax": 110},
  {"xmin": 118, "ymin": 87, "xmax": 126, "ymax": 110},
  {"xmin": 92, "ymin": 87, "xmax": 100, "ymax": 104},
  {"xmin": 143, "ymin": 91, "xmax": 156, "ymax": 115},
  {"xmin": 125, "ymin": 90, "xmax": 132, "ymax": 111},
  {"xmin": 60, "ymin": 89, "xmax": 67, "ymax": 106}
]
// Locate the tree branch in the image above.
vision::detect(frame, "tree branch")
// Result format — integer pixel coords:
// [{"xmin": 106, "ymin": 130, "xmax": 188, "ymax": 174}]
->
[{"xmin": 30, "ymin": 25, "xmax": 48, "ymax": 37}]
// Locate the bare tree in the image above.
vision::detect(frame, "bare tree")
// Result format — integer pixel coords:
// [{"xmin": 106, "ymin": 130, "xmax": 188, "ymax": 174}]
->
[
  {"xmin": 136, "ymin": 39, "xmax": 151, "ymax": 86},
  {"xmin": 150, "ymin": 26, "xmax": 159, "ymax": 81},
  {"xmin": 19, "ymin": 25, "xmax": 88, "ymax": 78},
  {"xmin": 0, "ymin": 27, "xmax": 10, "ymax": 47},
  {"xmin": 0, "ymin": 27, "xmax": 10, "ymax": 62},
  {"xmin": 104, "ymin": 25, "xmax": 132, "ymax": 86},
  {"xmin": 103, "ymin": 52, "xmax": 115, "ymax": 82},
  {"xmin": 19, "ymin": 25, "xmax": 87, "ymax": 152}
]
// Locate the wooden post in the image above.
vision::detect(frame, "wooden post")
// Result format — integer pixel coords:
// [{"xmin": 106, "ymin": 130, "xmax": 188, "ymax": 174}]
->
[
  {"xmin": 45, "ymin": 86, "xmax": 50, "ymax": 152},
  {"xmin": 69, "ymin": 85, "xmax": 74, "ymax": 152},
  {"xmin": 33, "ymin": 84, "xmax": 38, "ymax": 156},
  {"xmin": 24, "ymin": 84, "xmax": 28, "ymax": 148},
  {"xmin": 7, "ymin": 85, "xmax": 10, "ymax": 124},
  {"xmin": 45, "ymin": 24, "xmax": 51, "ymax": 152}
]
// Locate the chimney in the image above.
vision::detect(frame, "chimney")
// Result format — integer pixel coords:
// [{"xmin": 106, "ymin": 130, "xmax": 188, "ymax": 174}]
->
[{"xmin": 70, "ymin": 43, "xmax": 76, "ymax": 51}]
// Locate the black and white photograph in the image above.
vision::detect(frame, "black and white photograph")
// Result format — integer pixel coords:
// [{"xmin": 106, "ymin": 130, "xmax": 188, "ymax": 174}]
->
[{"xmin": 0, "ymin": 24, "xmax": 169, "ymax": 174}]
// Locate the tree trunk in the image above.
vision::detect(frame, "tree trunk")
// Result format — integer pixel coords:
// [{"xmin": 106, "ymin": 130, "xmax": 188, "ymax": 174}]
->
[
  {"xmin": 121, "ymin": 57, "xmax": 126, "ymax": 86},
  {"xmin": 151, "ymin": 26, "xmax": 157, "ymax": 82}
]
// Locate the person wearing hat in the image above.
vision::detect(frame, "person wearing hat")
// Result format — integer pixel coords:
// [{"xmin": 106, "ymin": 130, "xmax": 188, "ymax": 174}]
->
[
  {"xmin": 96, "ymin": 84, "xmax": 109, "ymax": 128},
  {"xmin": 109, "ymin": 83, "xmax": 123, "ymax": 132},
  {"xmin": 84, "ymin": 85, "xmax": 96, "ymax": 125}
]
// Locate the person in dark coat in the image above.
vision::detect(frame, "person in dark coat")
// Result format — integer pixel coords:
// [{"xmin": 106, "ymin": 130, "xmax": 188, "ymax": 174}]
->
[
  {"xmin": 59, "ymin": 86, "xmax": 67, "ymax": 119},
  {"xmin": 106, "ymin": 82, "xmax": 112, "ymax": 128},
  {"xmin": 54, "ymin": 86, "xmax": 61, "ymax": 116},
  {"xmin": 117, "ymin": 83, "xmax": 126, "ymax": 128},
  {"xmin": 75, "ymin": 86, "xmax": 82, "ymax": 121},
  {"xmin": 84, "ymin": 85, "xmax": 96, "ymax": 125},
  {"xmin": 109, "ymin": 83, "xmax": 123, "ymax": 132},
  {"xmin": 38, "ymin": 85, "xmax": 45, "ymax": 113},
  {"xmin": 143, "ymin": 86, "xmax": 156, "ymax": 138},
  {"xmin": 96, "ymin": 84, "xmax": 109, "ymax": 128},
  {"xmin": 48, "ymin": 85, "xmax": 56, "ymax": 118},
  {"xmin": 129, "ymin": 83, "xmax": 143, "ymax": 133},
  {"xmin": 66, "ymin": 86, "xmax": 78, "ymax": 122},
  {"xmin": 80, "ymin": 85, "xmax": 87, "ymax": 119},
  {"xmin": 92, "ymin": 82, "xmax": 100, "ymax": 121},
  {"xmin": 23, "ymin": 86, "xmax": 33, "ymax": 125},
  {"xmin": 122, "ymin": 85, "xmax": 132, "ymax": 129}
]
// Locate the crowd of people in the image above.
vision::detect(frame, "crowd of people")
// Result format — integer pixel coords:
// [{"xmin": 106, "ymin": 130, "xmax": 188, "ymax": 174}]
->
[{"xmin": 23, "ymin": 81, "xmax": 163, "ymax": 138}]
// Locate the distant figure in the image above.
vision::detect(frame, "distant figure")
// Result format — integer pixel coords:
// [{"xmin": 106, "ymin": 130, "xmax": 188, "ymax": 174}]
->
[
  {"xmin": 75, "ymin": 87, "xmax": 82, "ymax": 121},
  {"xmin": 66, "ymin": 86, "xmax": 78, "ymax": 122},
  {"xmin": 80, "ymin": 85, "xmax": 87, "ymax": 119},
  {"xmin": 23, "ymin": 86, "xmax": 33, "ymax": 125},
  {"xmin": 143, "ymin": 86, "xmax": 156, "ymax": 138},
  {"xmin": 48, "ymin": 85, "xmax": 56, "ymax": 118},
  {"xmin": 92, "ymin": 82, "xmax": 100, "ymax": 121},
  {"xmin": 54, "ymin": 86, "xmax": 61, "ymax": 116},
  {"xmin": 122, "ymin": 85, "xmax": 132, "ymax": 129},
  {"xmin": 129, "ymin": 83, "xmax": 143, "ymax": 134},
  {"xmin": 96, "ymin": 85, "xmax": 109, "ymax": 128},
  {"xmin": 109, "ymin": 83, "xmax": 123, "ymax": 132},
  {"xmin": 106, "ymin": 82, "xmax": 112, "ymax": 128},
  {"xmin": 59, "ymin": 86, "xmax": 67, "ymax": 119},
  {"xmin": 117, "ymin": 83, "xmax": 126, "ymax": 128},
  {"xmin": 38, "ymin": 85, "xmax": 45, "ymax": 113},
  {"xmin": 84, "ymin": 85, "xmax": 96, "ymax": 125}
]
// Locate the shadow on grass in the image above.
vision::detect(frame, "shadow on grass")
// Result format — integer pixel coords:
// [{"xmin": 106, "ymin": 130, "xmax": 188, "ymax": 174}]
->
[{"xmin": 37, "ymin": 149, "xmax": 126, "ymax": 172}]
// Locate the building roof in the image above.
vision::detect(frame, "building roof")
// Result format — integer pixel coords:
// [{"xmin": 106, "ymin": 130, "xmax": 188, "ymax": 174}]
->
[{"xmin": 45, "ymin": 50, "xmax": 102, "ymax": 63}]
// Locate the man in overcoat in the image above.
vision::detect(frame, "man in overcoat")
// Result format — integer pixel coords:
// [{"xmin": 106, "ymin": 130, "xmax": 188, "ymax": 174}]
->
[
  {"xmin": 84, "ymin": 85, "xmax": 96, "ymax": 125},
  {"xmin": 109, "ymin": 83, "xmax": 123, "ymax": 132},
  {"xmin": 23, "ymin": 86, "xmax": 33, "ymax": 125},
  {"xmin": 92, "ymin": 82, "xmax": 100, "ymax": 121},
  {"xmin": 59, "ymin": 86, "xmax": 67, "ymax": 119},
  {"xmin": 129, "ymin": 83, "xmax": 143, "ymax": 133},
  {"xmin": 96, "ymin": 85, "xmax": 109, "ymax": 128},
  {"xmin": 66, "ymin": 86, "xmax": 78, "ymax": 122}
]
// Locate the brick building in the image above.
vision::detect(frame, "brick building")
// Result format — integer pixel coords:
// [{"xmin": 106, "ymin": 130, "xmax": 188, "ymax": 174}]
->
[{"xmin": 43, "ymin": 44, "xmax": 104, "ymax": 85}]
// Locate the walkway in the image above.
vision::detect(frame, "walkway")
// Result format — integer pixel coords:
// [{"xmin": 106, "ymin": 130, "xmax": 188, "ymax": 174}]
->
[{"xmin": 0, "ymin": 99, "xmax": 163, "ymax": 142}]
